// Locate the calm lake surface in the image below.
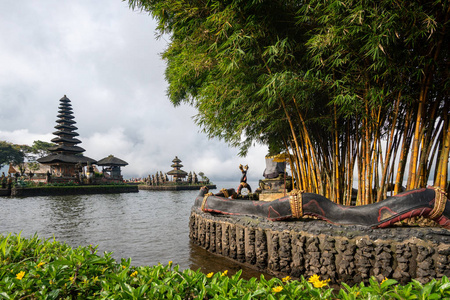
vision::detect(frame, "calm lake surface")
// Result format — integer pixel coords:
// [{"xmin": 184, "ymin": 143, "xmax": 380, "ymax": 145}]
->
[{"xmin": 0, "ymin": 181, "xmax": 269, "ymax": 279}]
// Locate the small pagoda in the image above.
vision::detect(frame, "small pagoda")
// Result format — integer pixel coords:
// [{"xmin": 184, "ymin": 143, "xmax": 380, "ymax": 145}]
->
[
  {"xmin": 38, "ymin": 95, "xmax": 96, "ymax": 178},
  {"xmin": 97, "ymin": 155, "xmax": 128, "ymax": 180},
  {"xmin": 167, "ymin": 156, "xmax": 188, "ymax": 182}
]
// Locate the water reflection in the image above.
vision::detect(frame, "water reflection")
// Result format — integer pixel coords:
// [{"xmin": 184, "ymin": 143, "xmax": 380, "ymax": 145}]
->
[{"xmin": 0, "ymin": 182, "xmax": 270, "ymax": 279}]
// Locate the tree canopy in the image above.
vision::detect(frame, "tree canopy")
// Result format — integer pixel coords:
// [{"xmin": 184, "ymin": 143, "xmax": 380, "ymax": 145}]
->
[
  {"xmin": 128, "ymin": 0, "xmax": 449, "ymax": 203},
  {"xmin": 0, "ymin": 141, "xmax": 24, "ymax": 170},
  {"xmin": 0, "ymin": 140, "xmax": 54, "ymax": 174}
]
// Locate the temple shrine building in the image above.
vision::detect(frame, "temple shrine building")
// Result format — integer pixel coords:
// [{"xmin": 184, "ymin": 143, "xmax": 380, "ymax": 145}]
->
[
  {"xmin": 167, "ymin": 156, "xmax": 188, "ymax": 182},
  {"xmin": 38, "ymin": 95, "xmax": 96, "ymax": 178}
]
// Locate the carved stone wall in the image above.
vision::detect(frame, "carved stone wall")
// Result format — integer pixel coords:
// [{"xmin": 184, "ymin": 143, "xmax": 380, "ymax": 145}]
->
[{"xmin": 190, "ymin": 209, "xmax": 450, "ymax": 285}]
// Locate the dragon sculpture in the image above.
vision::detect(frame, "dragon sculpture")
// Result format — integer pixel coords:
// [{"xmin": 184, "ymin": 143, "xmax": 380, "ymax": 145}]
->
[{"xmin": 194, "ymin": 186, "xmax": 450, "ymax": 229}]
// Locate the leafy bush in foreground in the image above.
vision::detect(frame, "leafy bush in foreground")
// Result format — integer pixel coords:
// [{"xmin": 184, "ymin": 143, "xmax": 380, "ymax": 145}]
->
[{"xmin": 1, "ymin": 233, "xmax": 450, "ymax": 299}]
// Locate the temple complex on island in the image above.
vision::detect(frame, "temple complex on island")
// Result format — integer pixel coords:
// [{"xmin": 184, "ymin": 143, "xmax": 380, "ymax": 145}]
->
[
  {"xmin": 167, "ymin": 156, "xmax": 188, "ymax": 182},
  {"xmin": 38, "ymin": 95, "xmax": 97, "ymax": 180},
  {"xmin": 139, "ymin": 156, "xmax": 216, "ymax": 191}
]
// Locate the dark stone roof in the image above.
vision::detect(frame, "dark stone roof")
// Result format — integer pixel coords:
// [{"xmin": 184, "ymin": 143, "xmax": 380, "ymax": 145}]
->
[
  {"xmin": 59, "ymin": 96, "xmax": 71, "ymax": 103},
  {"xmin": 51, "ymin": 137, "xmax": 82, "ymax": 144},
  {"xmin": 97, "ymin": 155, "xmax": 128, "ymax": 166},
  {"xmin": 167, "ymin": 169, "xmax": 188, "ymax": 176},
  {"xmin": 54, "ymin": 124, "xmax": 78, "ymax": 131},
  {"xmin": 57, "ymin": 114, "xmax": 75, "ymax": 119},
  {"xmin": 38, "ymin": 154, "xmax": 97, "ymax": 165},
  {"xmin": 52, "ymin": 130, "xmax": 79, "ymax": 137},
  {"xmin": 48, "ymin": 145, "xmax": 85, "ymax": 153},
  {"xmin": 56, "ymin": 119, "xmax": 76, "ymax": 124}
]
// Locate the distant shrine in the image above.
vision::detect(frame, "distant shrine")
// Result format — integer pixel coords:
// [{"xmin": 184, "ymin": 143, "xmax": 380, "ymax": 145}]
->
[
  {"xmin": 140, "ymin": 156, "xmax": 216, "ymax": 191},
  {"xmin": 167, "ymin": 156, "xmax": 188, "ymax": 182},
  {"xmin": 38, "ymin": 95, "xmax": 96, "ymax": 180},
  {"xmin": 97, "ymin": 155, "xmax": 128, "ymax": 181}
]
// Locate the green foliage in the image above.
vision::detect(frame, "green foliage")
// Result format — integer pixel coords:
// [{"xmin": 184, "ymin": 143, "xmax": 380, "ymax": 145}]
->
[
  {"xmin": 0, "ymin": 141, "xmax": 24, "ymax": 170},
  {"xmin": 28, "ymin": 140, "xmax": 55, "ymax": 160},
  {"xmin": 126, "ymin": 0, "xmax": 449, "ymax": 202},
  {"xmin": 2, "ymin": 233, "xmax": 450, "ymax": 299}
]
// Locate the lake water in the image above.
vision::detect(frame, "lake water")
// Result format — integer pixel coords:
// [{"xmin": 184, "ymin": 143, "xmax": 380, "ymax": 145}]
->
[{"xmin": 0, "ymin": 181, "xmax": 269, "ymax": 279}]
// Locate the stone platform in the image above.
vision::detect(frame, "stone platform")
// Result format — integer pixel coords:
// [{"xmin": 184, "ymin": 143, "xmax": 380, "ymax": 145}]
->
[
  {"xmin": 190, "ymin": 208, "xmax": 450, "ymax": 285},
  {"xmin": 7, "ymin": 185, "xmax": 138, "ymax": 197},
  {"xmin": 139, "ymin": 184, "xmax": 216, "ymax": 191}
]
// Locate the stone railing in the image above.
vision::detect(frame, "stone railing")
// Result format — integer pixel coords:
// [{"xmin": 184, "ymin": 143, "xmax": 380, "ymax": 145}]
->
[{"xmin": 190, "ymin": 209, "xmax": 450, "ymax": 285}]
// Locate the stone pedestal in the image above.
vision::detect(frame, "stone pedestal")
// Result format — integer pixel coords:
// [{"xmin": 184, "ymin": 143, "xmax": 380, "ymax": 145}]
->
[
  {"xmin": 190, "ymin": 208, "xmax": 450, "ymax": 285},
  {"xmin": 258, "ymin": 176, "xmax": 292, "ymax": 201}
]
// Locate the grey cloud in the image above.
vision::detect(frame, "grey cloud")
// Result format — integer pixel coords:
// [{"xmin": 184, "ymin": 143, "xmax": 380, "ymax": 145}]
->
[{"xmin": 0, "ymin": 0, "xmax": 267, "ymax": 182}]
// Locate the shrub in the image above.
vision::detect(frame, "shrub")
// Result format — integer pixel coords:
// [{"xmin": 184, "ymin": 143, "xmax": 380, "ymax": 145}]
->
[{"xmin": 1, "ymin": 233, "xmax": 450, "ymax": 299}]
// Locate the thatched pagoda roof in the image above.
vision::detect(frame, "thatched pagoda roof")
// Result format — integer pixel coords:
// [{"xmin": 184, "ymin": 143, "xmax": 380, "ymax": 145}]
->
[
  {"xmin": 48, "ymin": 145, "xmax": 85, "ymax": 153},
  {"xmin": 167, "ymin": 169, "xmax": 188, "ymax": 176},
  {"xmin": 37, "ymin": 154, "xmax": 97, "ymax": 165},
  {"xmin": 96, "ymin": 155, "xmax": 128, "ymax": 166}
]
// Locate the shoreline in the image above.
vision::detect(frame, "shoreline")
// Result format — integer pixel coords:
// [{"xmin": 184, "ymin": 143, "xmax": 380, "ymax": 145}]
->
[
  {"xmin": 0, "ymin": 185, "xmax": 139, "ymax": 197},
  {"xmin": 138, "ymin": 184, "xmax": 216, "ymax": 191}
]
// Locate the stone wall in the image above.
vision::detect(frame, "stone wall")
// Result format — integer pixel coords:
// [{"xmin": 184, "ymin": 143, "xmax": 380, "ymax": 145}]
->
[
  {"xmin": 139, "ymin": 184, "xmax": 216, "ymax": 191},
  {"xmin": 10, "ymin": 185, "xmax": 138, "ymax": 197},
  {"xmin": 190, "ymin": 209, "xmax": 450, "ymax": 285}
]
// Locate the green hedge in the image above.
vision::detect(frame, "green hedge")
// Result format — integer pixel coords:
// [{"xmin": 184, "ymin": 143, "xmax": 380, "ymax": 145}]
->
[{"xmin": 1, "ymin": 233, "xmax": 450, "ymax": 299}]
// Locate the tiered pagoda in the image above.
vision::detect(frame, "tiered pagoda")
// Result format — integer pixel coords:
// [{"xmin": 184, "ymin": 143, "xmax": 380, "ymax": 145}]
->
[
  {"xmin": 167, "ymin": 156, "xmax": 188, "ymax": 182},
  {"xmin": 38, "ymin": 95, "xmax": 96, "ymax": 178}
]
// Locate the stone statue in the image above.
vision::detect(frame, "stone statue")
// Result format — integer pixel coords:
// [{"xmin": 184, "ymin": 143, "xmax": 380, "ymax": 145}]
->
[
  {"xmin": 193, "ymin": 172, "xmax": 198, "ymax": 184},
  {"xmin": 1, "ymin": 172, "xmax": 6, "ymax": 188},
  {"xmin": 237, "ymin": 164, "xmax": 252, "ymax": 195}
]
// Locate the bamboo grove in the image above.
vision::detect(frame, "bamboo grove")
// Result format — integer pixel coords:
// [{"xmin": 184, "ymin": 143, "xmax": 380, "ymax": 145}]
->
[{"xmin": 128, "ymin": 0, "xmax": 449, "ymax": 205}]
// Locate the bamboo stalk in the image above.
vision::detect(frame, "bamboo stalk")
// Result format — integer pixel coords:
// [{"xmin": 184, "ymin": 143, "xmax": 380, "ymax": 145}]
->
[
  {"xmin": 279, "ymin": 98, "xmax": 302, "ymax": 189},
  {"xmin": 436, "ymin": 107, "xmax": 450, "ymax": 190},
  {"xmin": 394, "ymin": 108, "xmax": 414, "ymax": 194},
  {"xmin": 377, "ymin": 93, "xmax": 401, "ymax": 201},
  {"xmin": 292, "ymin": 97, "xmax": 322, "ymax": 194}
]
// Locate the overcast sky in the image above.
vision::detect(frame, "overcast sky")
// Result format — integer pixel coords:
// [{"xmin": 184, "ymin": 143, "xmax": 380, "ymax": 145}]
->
[{"xmin": 0, "ymin": 1, "xmax": 268, "ymax": 182}]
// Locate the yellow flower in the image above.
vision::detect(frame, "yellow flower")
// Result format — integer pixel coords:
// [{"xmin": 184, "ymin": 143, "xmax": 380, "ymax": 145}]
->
[
  {"xmin": 168, "ymin": 261, "xmax": 173, "ymax": 265},
  {"xmin": 282, "ymin": 275, "xmax": 291, "ymax": 282},
  {"xmin": 206, "ymin": 272, "xmax": 214, "ymax": 278},
  {"xmin": 37, "ymin": 262, "xmax": 45, "ymax": 268},
  {"xmin": 308, "ymin": 274, "xmax": 321, "ymax": 283},
  {"xmin": 272, "ymin": 286, "xmax": 283, "ymax": 293},
  {"xmin": 221, "ymin": 270, "xmax": 228, "ymax": 276},
  {"xmin": 49, "ymin": 280, "xmax": 54, "ymax": 285},
  {"xmin": 381, "ymin": 277, "xmax": 388, "ymax": 284},
  {"xmin": 313, "ymin": 280, "xmax": 328, "ymax": 288},
  {"xmin": 122, "ymin": 265, "xmax": 126, "ymax": 269},
  {"xmin": 16, "ymin": 271, "xmax": 25, "ymax": 280},
  {"xmin": 69, "ymin": 276, "xmax": 74, "ymax": 282},
  {"xmin": 130, "ymin": 271, "xmax": 138, "ymax": 277}
]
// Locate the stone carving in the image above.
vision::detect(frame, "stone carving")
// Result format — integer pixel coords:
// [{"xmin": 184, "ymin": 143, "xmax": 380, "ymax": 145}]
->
[{"xmin": 195, "ymin": 186, "xmax": 450, "ymax": 229}]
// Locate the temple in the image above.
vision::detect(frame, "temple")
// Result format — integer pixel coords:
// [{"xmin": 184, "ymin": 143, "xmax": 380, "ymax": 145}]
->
[
  {"xmin": 97, "ymin": 155, "xmax": 128, "ymax": 180},
  {"xmin": 38, "ymin": 95, "xmax": 96, "ymax": 179},
  {"xmin": 167, "ymin": 156, "xmax": 188, "ymax": 182}
]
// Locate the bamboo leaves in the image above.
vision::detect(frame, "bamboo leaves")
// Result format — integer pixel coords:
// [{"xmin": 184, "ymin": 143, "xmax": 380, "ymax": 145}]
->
[{"xmin": 128, "ymin": 0, "xmax": 449, "ymax": 204}]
